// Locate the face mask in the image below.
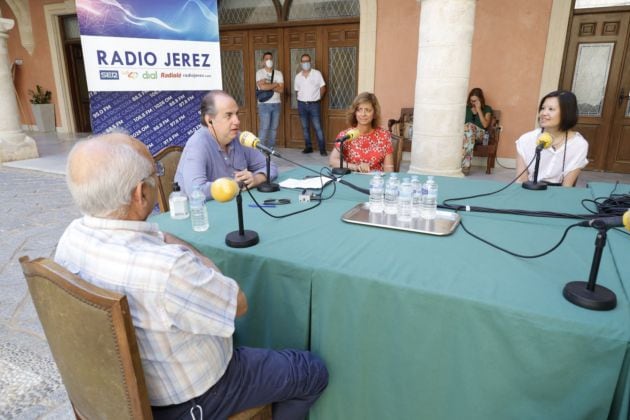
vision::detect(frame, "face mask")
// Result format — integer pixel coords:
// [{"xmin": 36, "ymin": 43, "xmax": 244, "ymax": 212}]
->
[
  {"xmin": 301, "ymin": 62, "xmax": 311, "ymax": 71},
  {"xmin": 265, "ymin": 59, "xmax": 273, "ymax": 68}
]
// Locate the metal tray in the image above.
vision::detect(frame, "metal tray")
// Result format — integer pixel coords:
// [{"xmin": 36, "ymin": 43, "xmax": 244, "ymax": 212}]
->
[{"xmin": 341, "ymin": 203, "xmax": 461, "ymax": 236}]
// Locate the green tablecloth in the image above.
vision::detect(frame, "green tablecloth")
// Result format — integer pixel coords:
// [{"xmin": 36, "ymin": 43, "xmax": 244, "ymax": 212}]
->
[{"xmin": 152, "ymin": 169, "xmax": 630, "ymax": 420}]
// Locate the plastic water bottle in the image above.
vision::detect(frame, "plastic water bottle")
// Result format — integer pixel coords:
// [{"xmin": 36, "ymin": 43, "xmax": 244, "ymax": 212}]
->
[
  {"xmin": 169, "ymin": 182, "xmax": 189, "ymax": 220},
  {"xmin": 384, "ymin": 174, "xmax": 399, "ymax": 215},
  {"xmin": 421, "ymin": 176, "xmax": 438, "ymax": 220},
  {"xmin": 189, "ymin": 184, "xmax": 209, "ymax": 232},
  {"xmin": 369, "ymin": 174, "xmax": 384, "ymax": 213},
  {"xmin": 397, "ymin": 177, "xmax": 413, "ymax": 222},
  {"xmin": 410, "ymin": 175, "xmax": 422, "ymax": 218}
]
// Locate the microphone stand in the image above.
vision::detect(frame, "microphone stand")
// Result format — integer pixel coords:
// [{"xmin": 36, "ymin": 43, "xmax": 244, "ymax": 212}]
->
[
  {"xmin": 562, "ymin": 226, "xmax": 617, "ymax": 311},
  {"xmin": 257, "ymin": 152, "xmax": 280, "ymax": 192},
  {"xmin": 262, "ymin": 149, "xmax": 369, "ymax": 195},
  {"xmin": 225, "ymin": 190, "xmax": 259, "ymax": 248},
  {"xmin": 522, "ymin": 147, "xmax": 547, "ymax": 190},
  {"xmin": 332, "ymin": 138, "xmax": 351, "ymax": 176}
]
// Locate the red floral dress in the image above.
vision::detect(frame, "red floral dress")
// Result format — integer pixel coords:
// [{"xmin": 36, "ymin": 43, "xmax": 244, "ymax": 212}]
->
[{"xmin": 334, "ymin": 127, "xmax": 393, "ymax": 171}]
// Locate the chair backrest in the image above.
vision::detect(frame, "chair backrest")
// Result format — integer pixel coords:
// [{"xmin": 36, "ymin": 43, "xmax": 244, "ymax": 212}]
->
[
  {"xmin": 390, "ymin": 134, "xmax": 404, "ymax": 173},
  {"xmin": 153, "ymin": 145, "xmax": 183, "ymax": 212},
  {"xmin": 19, "ymin": 256, "xmax": 153, "ymax": 420},
  {"xmin": 488, "ymin": 109, "xmax": 501, "ymax": 146}
]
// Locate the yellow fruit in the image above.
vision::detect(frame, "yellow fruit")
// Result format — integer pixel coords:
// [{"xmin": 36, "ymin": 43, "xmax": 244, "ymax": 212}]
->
[{"xmin": 211, "ymin": 177, "xmax": 239, "ymax": 202}]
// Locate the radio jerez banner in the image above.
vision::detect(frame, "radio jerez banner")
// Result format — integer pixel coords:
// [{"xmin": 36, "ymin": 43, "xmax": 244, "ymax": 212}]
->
[
  {"xmin": 76, "ymin": 0, "xmax": 220, "ymax": 154},
  {"xmin": 78, "ymin": 0, "xmax": 221, "ymax": 91}
]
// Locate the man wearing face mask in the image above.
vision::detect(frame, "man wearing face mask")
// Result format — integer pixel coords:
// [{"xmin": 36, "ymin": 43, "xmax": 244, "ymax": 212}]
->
[
  {"xmin": 294, "ymin": 53, "xmax": 327, "ymax": 156},
  {"xmin": 256, "ymin": 52, "xmax": 284, "ymax": 148}
]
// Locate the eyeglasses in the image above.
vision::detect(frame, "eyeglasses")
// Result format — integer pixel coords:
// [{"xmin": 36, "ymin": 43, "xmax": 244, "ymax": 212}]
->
[
  {"xmin": 155, "ymin": 161, "xmax": 165, "ymax": 177},
  {"xmin": 141, "ymin": 162, "xmax": 163, "ymax": 185}
]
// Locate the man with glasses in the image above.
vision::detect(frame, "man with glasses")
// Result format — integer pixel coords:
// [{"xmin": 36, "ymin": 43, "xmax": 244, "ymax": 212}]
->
[
  {"xmin": 294, "ymin": 53, "xmax": 327, "ymax": 156},
  {"xmin": 175, "ymin": 90, "xmax": 278, "ymax": 200},
  {"xmin": 55, "ymin": 132, "xmax": 329, "ymax": 420}
]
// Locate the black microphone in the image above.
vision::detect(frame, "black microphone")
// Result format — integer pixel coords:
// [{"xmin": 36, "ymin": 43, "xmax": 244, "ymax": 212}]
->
[
  {"xmin": 578, "ymin": 210, "xmax": 630, "ymax": 230},
  {"xmin": 239, "ymin": 131, "xmax": 282, "ymax": 157}
]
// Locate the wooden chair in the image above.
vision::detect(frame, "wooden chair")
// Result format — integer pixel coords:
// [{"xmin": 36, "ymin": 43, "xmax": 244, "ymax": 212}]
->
[
  {"xmin": 387, "ymin": 107, "xmax": 414, "ymax": 153},
  {"xmin": 19, "ymin": 256, "xmax": 271, "ymax": 420},
  {"xmin": 153, "ymin": 145, "xmax": 183, "ymax": 212},
  {"xmin": 473, "ymin": 110, "xmax": 502, "ymax": 174},
  {"xmin": 390, "ymin": 133, "xmax": 405, "ymax": 173}
]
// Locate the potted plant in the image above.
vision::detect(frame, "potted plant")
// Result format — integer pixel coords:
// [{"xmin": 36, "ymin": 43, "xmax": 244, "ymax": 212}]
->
[{"xmin": 28, "ymin": 85, "xmax": 55, "ymax": 132}]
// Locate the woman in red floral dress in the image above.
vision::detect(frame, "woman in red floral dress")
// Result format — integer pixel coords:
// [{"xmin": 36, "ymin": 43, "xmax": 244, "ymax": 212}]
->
[{"xmin": 329, "ymin": 92, "xmax": 394, "ymax": 173}]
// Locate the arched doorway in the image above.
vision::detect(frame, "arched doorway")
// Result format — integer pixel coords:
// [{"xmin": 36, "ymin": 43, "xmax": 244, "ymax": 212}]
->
[{"xmin": 218, "ymin": 0, "xmax": 361, "ymax": 150}]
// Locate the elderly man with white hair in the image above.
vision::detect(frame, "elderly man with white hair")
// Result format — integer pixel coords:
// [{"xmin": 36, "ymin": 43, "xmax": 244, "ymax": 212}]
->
[{"xmin": 54, "ymin": 132, "xmax": 328, "ymax": 420}]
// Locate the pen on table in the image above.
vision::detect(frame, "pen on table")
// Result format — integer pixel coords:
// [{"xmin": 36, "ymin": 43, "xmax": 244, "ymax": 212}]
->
[{"xmin": 248, "ymin": 204, "xmax": 276, "ymax": 208}]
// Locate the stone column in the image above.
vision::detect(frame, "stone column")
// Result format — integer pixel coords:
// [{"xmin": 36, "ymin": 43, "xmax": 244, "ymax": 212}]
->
[
  {"xmin": 409, "ymin": 0, "xmax": 476, "ymax": 176},
  {"xmin": 0, "ymin": 18, "xmax": 37, "ymax": 163}
]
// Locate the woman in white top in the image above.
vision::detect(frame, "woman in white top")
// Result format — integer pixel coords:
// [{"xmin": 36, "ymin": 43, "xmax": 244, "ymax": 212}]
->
[{"xmin": 515, "ymin": 90, "xmax": 588, "ymax": 187}]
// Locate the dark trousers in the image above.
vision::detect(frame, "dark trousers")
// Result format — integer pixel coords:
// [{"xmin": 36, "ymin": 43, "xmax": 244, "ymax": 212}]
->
[
  {"xmin": 297, "ymin": 101, "xmax": 326, "ymax": 151},
  {"xmin": 152, "ymin": 347, "xmax": 328, "ymax": 420}
]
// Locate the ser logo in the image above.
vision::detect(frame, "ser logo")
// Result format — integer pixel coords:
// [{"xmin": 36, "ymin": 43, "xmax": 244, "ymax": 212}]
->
[{"xmin": 99, "ymin": 70, "xmax": 119, "ymax": 80}]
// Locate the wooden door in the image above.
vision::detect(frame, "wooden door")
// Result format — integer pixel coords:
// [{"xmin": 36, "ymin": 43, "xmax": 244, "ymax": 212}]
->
[
  {"xmin": 285, "ymin": 26, "xmax": 321, "ymax": 149},
  {"xmin": 322, "ymin": 24, "xmax": 359, "ymax": 147},
  {"xmin": 561, "ymin": 10, "xmax": 630, "ymax": 172},
  {"xmin": 284, "ymin": 24, "xmax": 359, "ymax": 150},
  {"xmin": 250, "ymin": 29, "xmax": 285, "ymax": 145},
  {"xmin": 220, "ymin": 31, "xmax": 253, "ymax": 131},
  {"xmin": 221, "ymin": 24, "xmax": 359, "ymax": 150},
  {"xmin": 607, "ymin": 40, "xmax": 630, "ymax": 173},
  {"xmin": 64, "ymin": 42, "xmax": 92, "ymax": 132}
]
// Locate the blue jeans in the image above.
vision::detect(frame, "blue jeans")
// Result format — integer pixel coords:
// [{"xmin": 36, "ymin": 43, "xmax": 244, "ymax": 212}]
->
[
  {"xmin": 152, "ymin": 347, "xmax": 328, "ymax": 420},
  {"xmin": 297, "ymin": 101, "xmax": 326, "ymax": 150},
  {"xmin": 258, "ymin": 102, "xmax": 281, "ymax": 148}
]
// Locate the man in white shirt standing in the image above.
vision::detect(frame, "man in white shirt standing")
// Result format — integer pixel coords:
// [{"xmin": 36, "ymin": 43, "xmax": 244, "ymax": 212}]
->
[
  {"xmin": 256, "ymin": 52, "xmax": 284, "ymax": 148},
  {"xmin": 294, "ymin": 53, "xmax": 327, "ymax": 156}
]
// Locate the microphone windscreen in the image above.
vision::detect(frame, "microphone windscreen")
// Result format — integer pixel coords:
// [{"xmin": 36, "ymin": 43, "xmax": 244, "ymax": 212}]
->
[
  {"xmin": 537, "ymin": 132, "xmax": 552, "ymax": 149},
  {"xmin": 346, "ymin": 128, "xmax": 360, "ymax": 140},
  {"xmin": 211, "ymin": 177, "xmax": 239, "ymax": 202},
  {"xmin": 239, "ymin": 131, "xmax": 259, "ymax": 148}
]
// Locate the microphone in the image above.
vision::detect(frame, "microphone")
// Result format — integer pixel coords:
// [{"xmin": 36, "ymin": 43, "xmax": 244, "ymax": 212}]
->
[
  {"xmin": 238, "ymin": 131, "xmax": 280, "ymax": 193},
  {"xmin": 563, "ymin": 209, "xmax": 626, "ymax": 311},
  {"xmin": 239, "ymin": 131, "xmax": 281, "ymax": 157},
  {"xmin": 210, "ymin": 177, "xmax": 239, "ymax": 202},
  {"xmin": 211, "ymin": 178, "xmax": 259, "ymax": 248},
  {"xmin": 332, "ymin": 129, "xmax": 361, "ymax": 176},
  {"xmin": 523, "ymin": 131, "xmax": 553, "ymax": 191},
  {"xmin": 578, "ymin": 210, "xmax": 630, "ymax": 230},
  {"xmin": 536, "ymin": 132, "xmax": 553, "ymax": 151},
  {"xmin": 337, "ymin": 128, "xmax": 360, "ymax": 143}
]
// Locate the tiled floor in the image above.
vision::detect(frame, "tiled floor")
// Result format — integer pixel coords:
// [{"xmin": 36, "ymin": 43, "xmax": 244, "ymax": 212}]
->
[{"xmin": 1, "ymin": 131, "xmax": 629, "ymax": 419}]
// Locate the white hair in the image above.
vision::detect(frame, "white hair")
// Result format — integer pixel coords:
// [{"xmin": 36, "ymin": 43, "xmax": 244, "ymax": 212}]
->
[{"xmin": 66, "ymin": 139, "xmax": 154, "ymax": 218}]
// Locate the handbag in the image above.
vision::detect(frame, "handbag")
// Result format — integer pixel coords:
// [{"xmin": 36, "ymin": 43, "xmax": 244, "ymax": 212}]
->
[{"xmin": 256, "ymin": 70, "xmax": 275, "ymax": 103}]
